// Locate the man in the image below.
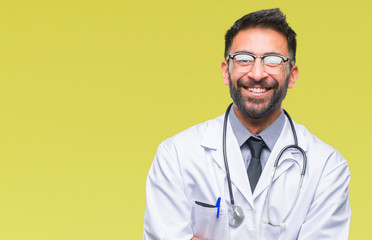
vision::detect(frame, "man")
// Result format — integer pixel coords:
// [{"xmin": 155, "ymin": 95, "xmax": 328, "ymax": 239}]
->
[{"xmin": 144, "ymin": 8, "xmax": 351, "ymax": 240}]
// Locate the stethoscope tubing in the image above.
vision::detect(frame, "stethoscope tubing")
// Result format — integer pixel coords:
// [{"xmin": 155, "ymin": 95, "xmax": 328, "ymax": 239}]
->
[
  {"xmin": 223, "ymin": 103, "xmax": 235, "ymax": 206},
  {"xmin": 222, "ymin": 103, "xmax": 307, "ymax": 227}
]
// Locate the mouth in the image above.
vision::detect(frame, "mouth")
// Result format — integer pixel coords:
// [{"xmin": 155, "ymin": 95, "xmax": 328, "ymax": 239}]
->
[
  {"xmin": 245, "ymin": 87, "xmax": 269, "ymax": 94},
  {"xmin": 236, "ymin": 79, "xmax": 278, "ymax": 97},
  {"xmin": 242, "ymin": 86, "xmax": 273, "ymax": 96}
]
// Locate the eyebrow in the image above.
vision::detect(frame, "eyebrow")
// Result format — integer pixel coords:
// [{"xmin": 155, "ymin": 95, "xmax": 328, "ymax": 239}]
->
[
  {"xmin": 232, "ymin": 50, "xmax": 253, "ymax": 55},
  {"xmin": 232, "ymin": 50, "xmax": 283, "ymax": 56}
]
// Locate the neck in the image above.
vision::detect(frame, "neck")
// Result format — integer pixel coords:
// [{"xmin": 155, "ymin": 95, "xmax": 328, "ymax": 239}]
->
[{"xmin": 233, "ymin": 105, "xmax": 282, "ymax": 135}]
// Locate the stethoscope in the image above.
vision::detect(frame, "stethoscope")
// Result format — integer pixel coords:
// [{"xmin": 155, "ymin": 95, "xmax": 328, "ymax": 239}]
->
[{"xmin": 222, "ymin": 103, "xmax": 307, "ymax": 228}]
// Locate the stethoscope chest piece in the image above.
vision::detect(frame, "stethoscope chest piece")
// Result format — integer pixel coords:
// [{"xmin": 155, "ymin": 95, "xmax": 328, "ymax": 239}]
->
[{"xmin": 228, "ymin": 205, "xmax": 245, "ymax": 227}]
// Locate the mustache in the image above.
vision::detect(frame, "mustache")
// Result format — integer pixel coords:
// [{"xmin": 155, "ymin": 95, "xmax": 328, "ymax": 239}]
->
[{"xmin": 237, "ymin": 79, "xmax": 279, "ymax": 89}]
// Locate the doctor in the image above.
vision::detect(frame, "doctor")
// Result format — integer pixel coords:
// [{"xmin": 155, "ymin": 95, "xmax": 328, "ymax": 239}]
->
[{"xmin": 144, "ymin": 8, "xmax": 351, "ymax": 240}]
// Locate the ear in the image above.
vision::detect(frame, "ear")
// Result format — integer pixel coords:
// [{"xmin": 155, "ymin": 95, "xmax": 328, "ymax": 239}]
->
[
  {"xmin": 288, "ymin": 65, "xmax": 299, "ymax": 89},
  {"xmin": 221, "ymin": 60, "xmax": 230, "ymax": 86}
]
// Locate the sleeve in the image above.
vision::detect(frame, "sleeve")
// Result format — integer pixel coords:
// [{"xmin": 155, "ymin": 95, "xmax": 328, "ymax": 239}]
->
[
  {"xmin": 143, "ymin": 140, "xmax": 194, "ymax": 240},
  {"xmin": 297, "ymin": 151, "xmax": 351, "ymax": 239}
]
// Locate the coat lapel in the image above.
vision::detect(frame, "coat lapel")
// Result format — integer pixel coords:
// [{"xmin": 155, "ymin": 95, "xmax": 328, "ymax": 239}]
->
[
  {"xmin": 253, "ymin": 118, "xmax": 308, "ymax": 198},
  {"xmin": 201, "ymin": 115, "xmax": 253, "ymax": 206}
]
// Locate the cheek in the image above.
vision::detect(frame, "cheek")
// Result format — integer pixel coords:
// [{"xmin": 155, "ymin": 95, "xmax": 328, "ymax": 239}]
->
[
  {"xmin": 229, "ymin": 71, "xmax": 248, "ymax": 85},
  {"xmin": 276, "ymin": 72, "xmax": 290, "ymax": 88}
]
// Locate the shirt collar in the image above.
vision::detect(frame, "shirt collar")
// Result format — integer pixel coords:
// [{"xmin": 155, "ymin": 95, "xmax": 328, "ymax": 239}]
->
[{"xmin": 228, "ymin": 105, "xmax": 285, "ymax": 151}]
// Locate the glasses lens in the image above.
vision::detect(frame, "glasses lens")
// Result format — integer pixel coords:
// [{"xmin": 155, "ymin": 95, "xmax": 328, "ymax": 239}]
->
[
  {"xmin": 233, "ymin": 54, "xmax": 254, "ymax": 72},
  {"xmin": 263, "ymin": 56, "xmax": 283, "ymax": 75}
]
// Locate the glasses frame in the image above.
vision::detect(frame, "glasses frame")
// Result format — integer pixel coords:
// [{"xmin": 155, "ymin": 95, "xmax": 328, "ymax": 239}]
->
[{"xmin": 227, "ymin": 52, "xmax": 295, "ymax": 75}]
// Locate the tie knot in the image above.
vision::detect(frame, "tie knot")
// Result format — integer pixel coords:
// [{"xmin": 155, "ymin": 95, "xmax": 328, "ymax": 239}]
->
[{"xmin": 246, "ymin": 136, "xmax": 265, "ymax": 159}]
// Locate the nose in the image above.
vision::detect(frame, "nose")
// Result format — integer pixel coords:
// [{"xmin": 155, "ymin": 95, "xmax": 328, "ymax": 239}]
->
[{"xmin": 248, "ymin": 58, "xmax": 267, "ymax": 81}]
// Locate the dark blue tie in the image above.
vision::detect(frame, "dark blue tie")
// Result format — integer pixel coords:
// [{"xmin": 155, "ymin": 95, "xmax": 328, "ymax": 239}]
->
[{"xmin": 246, "ymin": 137, "xmax": 264, "ymax": 193}]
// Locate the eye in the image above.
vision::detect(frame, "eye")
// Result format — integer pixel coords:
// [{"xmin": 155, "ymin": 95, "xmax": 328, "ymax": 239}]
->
[
  {"xmin": 234, "ymin": 54, "xmax": 254, "ymax": 64},
  {"xmin": 263, "ymin": 56, "xmax": 283, "ymax": 65}
]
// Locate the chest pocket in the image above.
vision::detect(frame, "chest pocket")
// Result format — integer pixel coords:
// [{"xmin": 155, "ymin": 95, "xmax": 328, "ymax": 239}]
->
[{"xmin": 192, "ymin": 202, "xmax": 229, "ymax": 240}]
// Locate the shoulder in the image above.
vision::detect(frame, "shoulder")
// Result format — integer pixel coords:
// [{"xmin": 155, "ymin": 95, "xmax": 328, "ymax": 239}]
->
[
  {"xmin": 151, "ymin": 114, "xmax": 224, "ymax": 173},
  {"xmin": 158, "ymin": 114, "xmax": 224, "ymax": 151}
]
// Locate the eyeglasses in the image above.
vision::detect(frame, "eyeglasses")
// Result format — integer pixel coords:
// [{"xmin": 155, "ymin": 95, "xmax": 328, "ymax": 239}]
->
[{"xmin": 227, "ymin": 53, "xmax": 294, "ymax": 75}]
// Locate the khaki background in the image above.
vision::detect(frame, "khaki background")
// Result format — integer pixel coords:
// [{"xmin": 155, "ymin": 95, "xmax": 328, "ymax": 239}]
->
[{"xmin": 0, "ymin": 0, "xmax": 370, "ymax": 239}]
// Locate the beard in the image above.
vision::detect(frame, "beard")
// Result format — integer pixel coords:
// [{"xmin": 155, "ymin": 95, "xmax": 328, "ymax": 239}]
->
[{"xmin": 229, "ymin": 72, "xmax": 290, "ymax": 119}]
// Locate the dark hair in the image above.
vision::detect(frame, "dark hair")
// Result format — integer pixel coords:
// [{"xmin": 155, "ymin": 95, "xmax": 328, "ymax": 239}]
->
[{"xmin": 224, "ymin": 8, "xmax": 297, "ymax": 63}]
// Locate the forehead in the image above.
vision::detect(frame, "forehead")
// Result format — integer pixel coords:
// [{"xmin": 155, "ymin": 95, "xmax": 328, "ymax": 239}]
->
[{"xmin": 230, "ymin": 28, "xmax": 289, "ymax": 57}]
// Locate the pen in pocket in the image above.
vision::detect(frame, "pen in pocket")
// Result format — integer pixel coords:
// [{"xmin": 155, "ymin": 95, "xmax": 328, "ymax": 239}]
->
[{"xmin": 195, "ymin": 197, "xmax": 221, "ymax": 218}]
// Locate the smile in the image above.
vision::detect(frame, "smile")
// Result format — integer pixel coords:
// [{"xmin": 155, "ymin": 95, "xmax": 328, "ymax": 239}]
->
[{"xmin": 245, "ymin": 87, "xmax": 269, "ymax": 93}]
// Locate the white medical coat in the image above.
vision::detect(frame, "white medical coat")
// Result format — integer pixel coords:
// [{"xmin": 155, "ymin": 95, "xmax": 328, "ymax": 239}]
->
[{"xmin": 144, "ymin": 114, "xmax": 351, "ymax": 240}]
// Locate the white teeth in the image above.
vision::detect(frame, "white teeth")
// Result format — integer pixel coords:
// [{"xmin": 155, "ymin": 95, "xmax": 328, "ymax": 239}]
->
[{"xmin": 248, "ymin": 88, "xmax": 267, "ymax": 93}]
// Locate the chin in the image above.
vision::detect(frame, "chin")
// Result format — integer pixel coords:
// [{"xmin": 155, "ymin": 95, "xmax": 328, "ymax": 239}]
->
[{"xmin": 239, "ymin": 102, "xmax": 280, "ymax": 120}]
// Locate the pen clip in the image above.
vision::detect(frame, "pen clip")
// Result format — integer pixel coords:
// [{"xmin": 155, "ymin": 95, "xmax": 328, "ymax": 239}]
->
[{"xmin": 215, "ymin": 197, "xmax": 221, "ymax": 218}]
